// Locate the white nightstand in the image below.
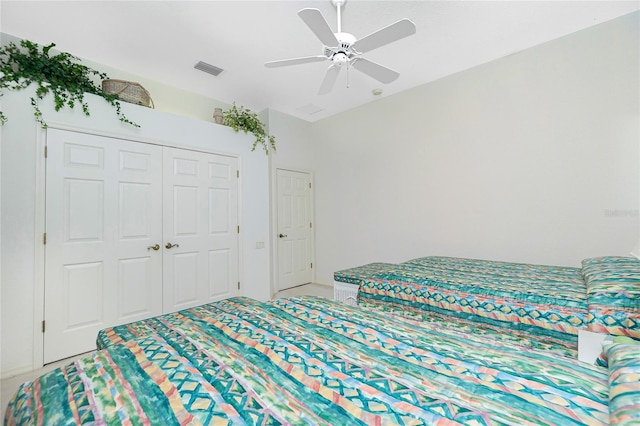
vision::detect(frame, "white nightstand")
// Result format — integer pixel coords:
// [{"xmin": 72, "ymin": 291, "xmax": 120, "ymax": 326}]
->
[{"xmin": 333, "ymin": 281, "xmax": 359, "ymax": 305}]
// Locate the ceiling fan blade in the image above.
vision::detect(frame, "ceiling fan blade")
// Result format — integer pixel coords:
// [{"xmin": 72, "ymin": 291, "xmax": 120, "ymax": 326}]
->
[
  {"xmin": 351, "ymin": 19, "xmax": 416, "ymax": 53},
  {"xmin": 265, "ymin": 55, "xmax": 327, "ymax": 68},
  {"xmin": 298, "ymin": 8, "xmax": 339, "ymax": 47},
  {"xmin": 318, "ymin": 65, "xmax": 341, "ymax": 95},
  {"xmin": 351, "ymin": 58, "xmax": 399, "ymax": 84}
]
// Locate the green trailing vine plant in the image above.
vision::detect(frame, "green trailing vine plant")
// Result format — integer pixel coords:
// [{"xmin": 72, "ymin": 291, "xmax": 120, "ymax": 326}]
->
[
  {"xmin": 0, "ymin": 39, "xmax": 138, "ymax": 128},
  {"xmin": 223, "ymin": 103, "xmax": 276, "ymax": 155}
]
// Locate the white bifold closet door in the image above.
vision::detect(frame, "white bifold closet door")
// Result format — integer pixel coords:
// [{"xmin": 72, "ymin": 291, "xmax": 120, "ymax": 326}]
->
[
  {"xmin": 162, "ymin": 147, "xmax": 239, "ymax": 313},
  {"xmin": 44, "ymin": 130, "xmax": 238, "ymax": 364}
]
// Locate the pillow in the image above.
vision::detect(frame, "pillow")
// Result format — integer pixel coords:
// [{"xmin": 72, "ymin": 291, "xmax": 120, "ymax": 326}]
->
[
  {"xmin": 606, "ymin": 341, "xmax": 640, "ymax": 424},
  {"xmin": 582, "ymin": 256, "xmax": 640, "ymax": 280},
  {"xmin": 582, "ymin": 257, "xmax": 640, "ymax": 338},
  {"xmin": 595, "ymin": 336, "xmax": 635, "ymax": 368}
]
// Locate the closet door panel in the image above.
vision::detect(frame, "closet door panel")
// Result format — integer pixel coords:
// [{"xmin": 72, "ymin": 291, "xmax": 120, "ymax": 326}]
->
[
  {"xmin": 115, "ymin": 148, "xmax": 163, "ymax": 323},
  {"xmin": 163, "ymin": 147, "xmax": 239, "ymax": 312},
  {"xmin": 63, "ymin": 262, "xmax": 104, "ymax": 328},
  {"xmin": 171, "ymin": 251, "xmax": 200, "ymax": 307},
  {"xmin": 208, "ymin": 249, "xmax": 231, "ymax": 298},
  {"xmin": 205, "ymin": 156, "xmax": 239, "ymax": 301},
  {"xmin": 173, "ymin": 185, "xmax": 199, "ymax": 236},
  {"xmin": 118, "ymin": 257, "xmax": 154, "ymax": 318},
  {"xmin": 44, "ymin": 129, "xmax": 163, "ymax": 364}
]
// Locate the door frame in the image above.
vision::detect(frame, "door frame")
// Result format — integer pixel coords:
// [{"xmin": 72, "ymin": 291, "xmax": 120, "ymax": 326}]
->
[
  {"xmin": 271, "ymin": 167, "xmax": 315, "ymax": 297},
  {"xmin": 32, "ymin": 121, "xmax": 243, "ymax": 368}
]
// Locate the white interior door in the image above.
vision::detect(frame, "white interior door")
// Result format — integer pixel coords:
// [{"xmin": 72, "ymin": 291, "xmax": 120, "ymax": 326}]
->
[
  {"xmin": 44, "ymin": 129, "xmax": 163, "ymax": 363},
  {"xmin": 162, "ymin": 147, "xmax": 239, "ymax": 313},
  {"xmin": 277, "ymin": 169, "xmax": 313, "ymax": 290}
]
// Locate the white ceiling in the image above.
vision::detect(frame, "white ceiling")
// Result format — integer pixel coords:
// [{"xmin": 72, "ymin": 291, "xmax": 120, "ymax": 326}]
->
[{"xmin": 2, "ymin": 1, "xmax": 638, "ymax": 122}]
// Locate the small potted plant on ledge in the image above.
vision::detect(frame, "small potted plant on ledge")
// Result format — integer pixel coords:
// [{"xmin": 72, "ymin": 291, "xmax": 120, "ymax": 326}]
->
[
  {"xmin": 0, "ymin": 39, "xmax": 138, "ymax": 128},
  {"xmin": 223, "ymin": 103, "xmax": 276, "ymax": 155}
]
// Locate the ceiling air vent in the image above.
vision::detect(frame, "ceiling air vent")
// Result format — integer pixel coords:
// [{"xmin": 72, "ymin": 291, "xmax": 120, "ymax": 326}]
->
[
  {"xmin": 194, "ymin": 61, "xmax": 224, "ymax": 77},
  {"xmin": 297, "ymin": 104, "xmax": 324, "ymax": 115}
]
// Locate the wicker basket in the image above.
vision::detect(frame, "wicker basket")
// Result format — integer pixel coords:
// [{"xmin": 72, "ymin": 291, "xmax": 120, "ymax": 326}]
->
[
  {"xmin": 102, "ymin": 79, "xmax": 154, "ymax": 108},
  {"xmin": 333, "ymin": 281, "xmax": 359, "ymax": 305}
]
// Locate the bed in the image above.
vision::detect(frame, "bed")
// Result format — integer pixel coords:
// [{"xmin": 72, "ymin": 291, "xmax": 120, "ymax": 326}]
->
[
  {"xmin": 5, "ymin": 296, "xmax": 639, "ymax": 425},
  {"xmin": 334, "ymin": 256, "xmax": 640, "ymax": 342}
]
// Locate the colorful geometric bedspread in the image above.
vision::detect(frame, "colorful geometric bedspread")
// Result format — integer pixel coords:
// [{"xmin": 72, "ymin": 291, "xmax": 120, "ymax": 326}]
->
[
  {"xmin": 357, "ymin": 297, "xmax": 579, "ymax": 357},
  {"xmin": 5, "ymin": 296, "xmax": 611, "ymax": 425},
  {"xmin": 582, "ymin": 256, "xmax": 640, "ymax": 339},
  {"xmin": 332, "ymin": 262, "xmax": 397, "ymax": 285},
  {"xmin": 336, "ymin": 256, "xmax": 588, "ymax": 340}
]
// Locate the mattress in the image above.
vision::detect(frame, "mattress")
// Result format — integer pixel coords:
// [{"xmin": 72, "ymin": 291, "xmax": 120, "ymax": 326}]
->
[{"xmin": 6, "ymin": 296, "xmax": 631, "ymax": 425}]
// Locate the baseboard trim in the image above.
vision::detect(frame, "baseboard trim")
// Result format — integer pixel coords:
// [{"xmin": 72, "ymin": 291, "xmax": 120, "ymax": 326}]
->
[{"xmin": 1, "ymin": 364, "xmax": 35, "ymax": 381}]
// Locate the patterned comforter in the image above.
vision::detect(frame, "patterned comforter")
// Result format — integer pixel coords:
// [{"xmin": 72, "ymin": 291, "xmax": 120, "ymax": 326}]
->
[
  {"xmin": 335, "ymin": 256, "xmax": 640, "ymax": 340},
  {"xmin": 5, "ymin": 296, "xmax": 625, "ymax": 425},
  {"xmin": 581, "ymin": 256, "xmax": 640, "ymax": 338}
]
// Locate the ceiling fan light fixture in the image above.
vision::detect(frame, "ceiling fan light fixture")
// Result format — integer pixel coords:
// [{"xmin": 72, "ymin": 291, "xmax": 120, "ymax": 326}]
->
[{"xmin": 333, "ymin": 52, "xmax": 348, "ymax": 66}]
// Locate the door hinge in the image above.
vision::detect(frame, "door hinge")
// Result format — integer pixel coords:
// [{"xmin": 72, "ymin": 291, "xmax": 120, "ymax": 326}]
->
[
  {"xmin": 237, "ymin": 170, "xmax": 240, "ymax": 178},
  {"xmin": 44, "ymin": 146, "xmax": 48, "ymax": 158},
  {"xmin": 237, "ymin": 225, "xmax": 240, "ymax": 234},
  {"xmin": 42, "ymin": 320, "xmax": 46, "ymax": 333},
  {"xmin": 43, "ymin": 233, "xmax": 47, "ymax": 245},
  {"xmin": 310, "ymin": 262, "xmax": 313, "ymax": 268},
  {"xmin": 309, "ymin": 182, "xmax": 311, "ymax": 189},
  {"xmin": 237, "ymin": 281, "xmax": 240, "ymax": 290},
  {"xmin": 309, "ymin": 222, "xmax": 312, "ymax": 229}
]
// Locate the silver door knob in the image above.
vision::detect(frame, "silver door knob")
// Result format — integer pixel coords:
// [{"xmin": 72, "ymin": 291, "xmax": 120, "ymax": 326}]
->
[
  {"xmin": 165, "ymin": 242, "xmax": 180, "ymax": 249},
  {"xmin": 147, "ymin": 244, "xmax": 160, "ymax": 251},
  {"xmin": 279, "ymin": 234, "xmax": 288, "ymax": 238}
]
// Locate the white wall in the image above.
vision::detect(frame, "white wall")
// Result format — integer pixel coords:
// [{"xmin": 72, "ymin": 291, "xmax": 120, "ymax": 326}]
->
[
  {"xmin": 311, "ymin": 12, "xmax": 640, "ymax": 283},
  {"xmin": 268, "ymin": 110, "xmax": 315, "ymax": 172},
  {"xmin": 0, "ymin": 87, "xmax": 271, "ymax": 377}
]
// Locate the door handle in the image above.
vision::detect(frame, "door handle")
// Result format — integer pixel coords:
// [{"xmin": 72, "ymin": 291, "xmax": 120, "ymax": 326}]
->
[
  {"xmin": 165, "ymin": 242, "xmax": 180, "ymax": 249},
  {"xmin": 279, "ymin": 234, "xmax": 288, "ymax": 238},
  {"xmin": 147, "ymin": 244, "xmax": 160, "ymax": 251}
]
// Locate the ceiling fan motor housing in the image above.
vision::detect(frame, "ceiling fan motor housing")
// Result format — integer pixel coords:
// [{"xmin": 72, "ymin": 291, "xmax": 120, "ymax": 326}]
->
[{"xmin": 335, "ymin": 32, "xmax": 356, "ymax": 49}]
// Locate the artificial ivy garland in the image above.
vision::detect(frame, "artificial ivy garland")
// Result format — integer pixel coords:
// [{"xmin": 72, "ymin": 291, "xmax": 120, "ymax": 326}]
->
[
  {"xmin": 0, "ymin": 39, "xmax": 138, "ymax": 128},
  {"xmin": 223, "ymin": 103, "xmax": 276, "ymax": 155}
]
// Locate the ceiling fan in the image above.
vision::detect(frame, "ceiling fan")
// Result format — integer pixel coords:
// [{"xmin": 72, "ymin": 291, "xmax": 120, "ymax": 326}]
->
[{"xmin": 264, "ymin": 0, "xmax": 416, "ymax": 94}]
